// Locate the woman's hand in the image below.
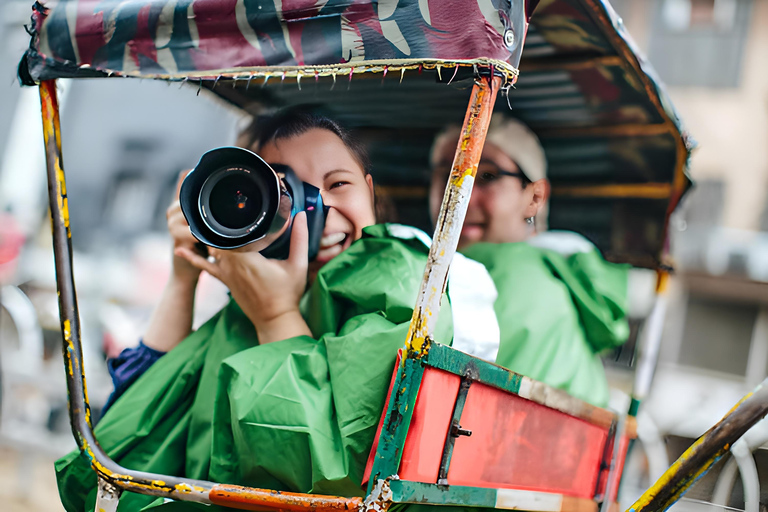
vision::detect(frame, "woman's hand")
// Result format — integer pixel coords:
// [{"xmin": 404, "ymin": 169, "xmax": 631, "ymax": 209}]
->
[
  {"xmin": 175, "ymin": 212, "xmax": 312, "ymax": 344},
  {"xmin": 167, "ymin": 201, "xmax": 203, "ymax": 283},
  {"xmin": 167, "ymin": 171, "xmax": 202, "ymax": 284}
]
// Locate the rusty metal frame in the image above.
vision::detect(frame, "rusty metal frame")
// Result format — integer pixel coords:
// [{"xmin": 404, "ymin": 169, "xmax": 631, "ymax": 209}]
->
[
  {"xmin": 41, "ymin": 71, "xmax": 502, "ymax": 511},
  {"xmin": 629, "ymin": 378, "xmax": 768, "ymax": 512},
  {"xmin": 39, "ymin": 79, "xmax": 364, "ymax": 511}
]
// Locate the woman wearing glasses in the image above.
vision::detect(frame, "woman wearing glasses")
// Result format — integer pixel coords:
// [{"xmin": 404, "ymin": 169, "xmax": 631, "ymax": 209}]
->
[{"xmin": 429, "ymin": 116, "xmax": 632, "ymax": 408}]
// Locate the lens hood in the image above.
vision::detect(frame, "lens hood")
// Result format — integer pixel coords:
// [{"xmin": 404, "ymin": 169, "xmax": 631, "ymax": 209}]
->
[{"xmin": 180, "ymin": 147, "xmax": 283, "ymax": 249}]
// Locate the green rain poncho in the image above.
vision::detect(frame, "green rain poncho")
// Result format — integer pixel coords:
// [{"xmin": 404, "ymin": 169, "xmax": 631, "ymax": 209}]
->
[
  {"xmin": 55, "ymin": 225, "xmax": 454, "ymax": 512},
  {"xmin": 462, "ymin": 232, "xmax": 630, "ymax": 407},
  {"xmin": 55, "ymin": 227, "xmax": 628, "ymax": 512}
]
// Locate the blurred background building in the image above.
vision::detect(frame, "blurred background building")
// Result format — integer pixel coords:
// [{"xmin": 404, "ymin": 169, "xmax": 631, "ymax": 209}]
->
[
  {"xmin": 1, "ymin": 0, "xmax": 768, "ymax": 511},
  {"xmin": 607, "ymin": 0, "xmax": 768, "ymax": 509}
]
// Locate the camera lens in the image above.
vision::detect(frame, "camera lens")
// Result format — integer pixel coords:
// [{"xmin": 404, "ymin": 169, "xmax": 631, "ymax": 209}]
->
[
  {"xmin": 199, "ymin": 166, "xmax": 272, "ymax": 238},
  {"xmin": 208, "ymin": 173, "xmax": 262, "ymax": 229},
  {"xmin": 182, "ymin": 147, "xmax": 321, "ymax": 253}
]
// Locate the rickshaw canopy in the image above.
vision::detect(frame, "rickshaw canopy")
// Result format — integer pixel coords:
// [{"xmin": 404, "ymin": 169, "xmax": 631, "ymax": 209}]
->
[{"xmin": 19, "ymin": 0, "xmax": 693, "ymax": 268}]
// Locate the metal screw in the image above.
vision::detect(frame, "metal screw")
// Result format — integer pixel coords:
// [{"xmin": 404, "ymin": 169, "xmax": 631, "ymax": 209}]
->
[
  {"xmin": 504, "ymin": 28, "xmax": 515, "ymax": 48},
  {"xmin": 451, "ymin": 424, "xmax": 472, "ymax": 437}
]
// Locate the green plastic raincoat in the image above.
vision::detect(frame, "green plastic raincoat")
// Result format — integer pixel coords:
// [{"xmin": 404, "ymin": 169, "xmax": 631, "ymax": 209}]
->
[
  {"xmin": 55, "ymin": 225, "xmax": 453, "ymax": 512},
  {"xmin": 462, "ymin": 236, "xmax": 629, "ymax": 407}
]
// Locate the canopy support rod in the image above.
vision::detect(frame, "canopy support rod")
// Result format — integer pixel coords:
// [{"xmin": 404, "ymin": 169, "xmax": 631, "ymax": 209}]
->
[
  {"xmin": 628, "ymin": 378, "xmax": 768, "ymax": 512},
  {"xmin": 40, "ymin": 79, "xmax": 363, "ymax": 511},
  {"xmin": 405, "ymin": 73, "xmax": 502, "ymax": 358},
  {"xmin": 536, "ymin": 124, "xmax": 671, "ymax": 138},
  {"xmin": 365, "ymin": 74, "xmax": 501, "ymax": 499},
  {"xmin": 551, "ymin": 183, "xmax": 673, "ymax": 199}
]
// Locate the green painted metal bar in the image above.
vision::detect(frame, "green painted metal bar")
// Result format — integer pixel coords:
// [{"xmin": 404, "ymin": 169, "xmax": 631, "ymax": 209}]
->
[
  {"xmin": 389, "ymin": 479, "xmax": 498, "ymax": 508},
  {"xmin": 436, "ymin": 378, "xmax": 473, "ymax": 485},
  {"xmin": 366, "ymin": 357, "xmax": 426, "ymax": 495},
  {"xmin": 388, "ymin": 480, "xmax": 598, "ymax": 512},
  {"xmin": 425, "ymin": 343, "xmax": 523, "ymax": 395}
]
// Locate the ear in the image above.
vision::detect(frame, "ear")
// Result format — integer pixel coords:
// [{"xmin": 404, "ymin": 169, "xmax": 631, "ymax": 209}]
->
[
  {"xmin": 366, "ymin": 173, "xmax": 375, "ymax": 199},
  {"xmin": 523, "ymin": 179, "xmax": 550, "ymax": 218}
]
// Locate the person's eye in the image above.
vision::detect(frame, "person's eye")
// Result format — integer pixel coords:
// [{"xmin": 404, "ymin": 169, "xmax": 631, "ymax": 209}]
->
[
  {"xmin": 478, "ymin": 171, "xmax": 498, "ymax": 183},
  {"xmin": 328, "ymin": 180, "xmax": 350, "ymax": 190}
]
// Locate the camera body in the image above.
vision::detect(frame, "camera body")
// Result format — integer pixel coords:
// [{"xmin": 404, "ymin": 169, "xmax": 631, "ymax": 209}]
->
[{"xmin": 180, "ymin": 147, "xmax": 327, "ymax": 260}]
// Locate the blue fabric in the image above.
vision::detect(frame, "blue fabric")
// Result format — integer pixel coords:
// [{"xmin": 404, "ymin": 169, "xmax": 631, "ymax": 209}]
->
[{"xmin": 103, "ymin": 341, "xmax": 166, "ymax": 413}]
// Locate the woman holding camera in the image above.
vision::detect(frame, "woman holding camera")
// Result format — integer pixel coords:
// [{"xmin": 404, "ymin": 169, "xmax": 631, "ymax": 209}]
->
[{"xmin": 56, "ymin": 111, "xmax": 498, "ymax": 512}]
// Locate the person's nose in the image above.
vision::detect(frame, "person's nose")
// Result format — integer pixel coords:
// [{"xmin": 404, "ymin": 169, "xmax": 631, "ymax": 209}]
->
[
  {"xmin": 318, "ymin": 189, "xmax": 340, "ymax": 212},
  {"xmin": 321, "ymin": 204, "xmax": 348, "ymax": 233},
  {"xmin": 319, "ymin": 189, "xmax": 336, "ymax": 209}
]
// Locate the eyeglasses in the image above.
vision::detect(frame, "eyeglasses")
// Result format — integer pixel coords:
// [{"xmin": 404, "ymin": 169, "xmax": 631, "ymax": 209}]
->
[
  {"xmin": 475, "ymin": 166, "xmax": 527, "ymax": 187},
  {"xmin": 435, "ymin": 161, "xmax": 527, "ymax": 188}
]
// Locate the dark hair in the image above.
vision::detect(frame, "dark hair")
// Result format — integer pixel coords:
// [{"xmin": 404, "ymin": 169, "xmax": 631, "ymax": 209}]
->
[
  {"xmin": 519, "ymin": 171, "xmax": 532, "ymax": 189},
  {"xmin": 236, "ymin": 110, "xmax": 371, "ymax": 175}
]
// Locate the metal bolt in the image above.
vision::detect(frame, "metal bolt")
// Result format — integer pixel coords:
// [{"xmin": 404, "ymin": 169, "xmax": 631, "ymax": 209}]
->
[
  {"xmin": 451, "ymin": 424, "xmax": 472, "ymax": 437},
  {"xmin": 504, "ymin": 28, "xmax": 515, "ymax": 48}
]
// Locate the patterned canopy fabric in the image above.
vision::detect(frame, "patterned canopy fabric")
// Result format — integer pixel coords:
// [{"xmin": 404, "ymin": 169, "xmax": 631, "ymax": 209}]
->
[
  {"xmin": 18, "ymin": 0, "xmax": 693, "ymax": 267},
  {"xmin": 19, "ymin": 0, "xmax": 526, "ymax": 82}
]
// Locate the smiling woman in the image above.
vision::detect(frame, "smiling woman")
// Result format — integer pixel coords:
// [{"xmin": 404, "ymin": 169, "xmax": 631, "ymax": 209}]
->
[
  {"xmin": 251, "ymin": 113, "xmax": 377, "ymax": 276},
  {"xmin": 173, "ymin": 111, "xmax": 379, "ymax": 346}
]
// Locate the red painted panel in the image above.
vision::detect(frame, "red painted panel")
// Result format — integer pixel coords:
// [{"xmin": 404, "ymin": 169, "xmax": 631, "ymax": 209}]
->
[
  {"xmin": 446, "ymin": 382, "xmax": 607, "ymax": 499},
  {"xmin": 363, "ymin": 364, "xmax": 460, "ymax": 487},
  {"xmin": 612, "ymin": 435, "xmax": 630, "ymax": 498},
  {"xmin": 364, "ymin": 362, "xmax": 616, "ymax": 501}
]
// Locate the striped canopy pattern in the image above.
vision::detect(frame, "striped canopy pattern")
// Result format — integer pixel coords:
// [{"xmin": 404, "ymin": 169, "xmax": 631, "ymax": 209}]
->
[{"xmin": 19, "ymin": 0, "xmax": 526, "ymax": 82}]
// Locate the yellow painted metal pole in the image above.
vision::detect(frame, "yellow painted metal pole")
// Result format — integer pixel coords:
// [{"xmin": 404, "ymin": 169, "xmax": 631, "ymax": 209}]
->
[
  {"xmin": 405, "ymin": 73, "xmax": 502, "ymax": 358},
  {"xmin": 628, "ymin": 378, "xmax": 768, "ymax": 512}
]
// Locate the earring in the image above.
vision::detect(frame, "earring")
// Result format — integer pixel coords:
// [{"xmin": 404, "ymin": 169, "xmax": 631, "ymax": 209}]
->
[{"xmin": 526, "ymin": 217, "xmax": 534, "ymax": 225}]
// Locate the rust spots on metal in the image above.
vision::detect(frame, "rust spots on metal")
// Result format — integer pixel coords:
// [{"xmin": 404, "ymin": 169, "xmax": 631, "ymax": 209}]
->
[
  {"xmin": 405, "ymin": 309, "xmax": 432, "ymax": 358},
  {"xmin": 173, "ymin": 482, "xmax": 208, "ymax": 494},
  {"xmin": 403, "ymin": 74, "xmax": 501, "ymax": 360},
  {"xmin": 362, "ymin": 479, "xmax": 393, "ymax": 512},
  {"xmin": 629, "ymin": 379, "xmax": 768, "ymax": 512},
  {"xmin": 209, "ymin": 485, "xmax": 363, "ymax": 512},
  {"xmin": 40, "ymin": 80, "xmax": 72, "ymax": 233}
]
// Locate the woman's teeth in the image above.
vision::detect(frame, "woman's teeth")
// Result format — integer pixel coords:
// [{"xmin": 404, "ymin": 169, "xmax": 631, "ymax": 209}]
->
[
  {"xmin": 316, "ymin": 233, "xmax": 348, "ymax": 262},
  {"xmin": 320, "ymin": 232, "xmax": 346, "ymax": 249}
]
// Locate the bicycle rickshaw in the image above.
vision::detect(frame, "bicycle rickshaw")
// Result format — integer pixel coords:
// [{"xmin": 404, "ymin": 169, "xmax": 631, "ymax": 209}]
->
[{"xmin": 16, "ymin": 0, "xmax": 768, "ymax": 511}]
